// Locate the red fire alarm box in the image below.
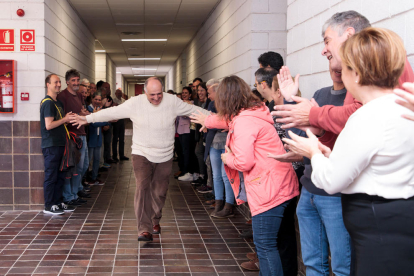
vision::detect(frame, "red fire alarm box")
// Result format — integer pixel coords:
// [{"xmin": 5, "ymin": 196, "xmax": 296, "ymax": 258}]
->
[{"xmin": 0, "ymin": 60, "xmax": 16, "ymax": 113}]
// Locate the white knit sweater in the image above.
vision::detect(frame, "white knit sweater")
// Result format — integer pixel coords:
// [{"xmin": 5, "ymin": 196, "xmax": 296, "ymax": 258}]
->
[{"xmin": 86, "ymin": 93, "xmax": 210, "ymax": 163}]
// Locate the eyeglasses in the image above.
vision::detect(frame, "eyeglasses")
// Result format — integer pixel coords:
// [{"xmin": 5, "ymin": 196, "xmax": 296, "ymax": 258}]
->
[{"xmin": 253, "ymin": 81, "xmax": 265, "ymax": 88}]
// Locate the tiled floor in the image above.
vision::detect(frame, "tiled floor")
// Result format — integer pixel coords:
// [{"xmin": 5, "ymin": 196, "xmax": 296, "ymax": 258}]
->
[{"xmin": 0, "ymin": 136, "xmax": 258, "ymax": 276}]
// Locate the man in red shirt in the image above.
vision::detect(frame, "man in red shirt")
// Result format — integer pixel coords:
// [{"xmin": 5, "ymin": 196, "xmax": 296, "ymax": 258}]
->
[
  {"xmin": 57, "ymin": 69, "xmax": 91, "ymax": 206},
  {"xmin": 273, "ymin": 13, "xmax": 414, "ymax": 138}
]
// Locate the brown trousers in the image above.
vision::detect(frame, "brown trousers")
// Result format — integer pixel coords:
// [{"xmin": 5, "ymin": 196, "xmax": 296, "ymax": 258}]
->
[{"xmin": 132, "ymin": 154, "xmax": 173, "ymax": 234}]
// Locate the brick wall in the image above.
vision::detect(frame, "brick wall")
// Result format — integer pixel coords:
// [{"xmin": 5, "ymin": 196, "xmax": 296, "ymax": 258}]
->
[
  {"xmin": 287, "ymin": 0, "xmax": 414, "ymax": 99},
  {"xmin": 166, "ymin": 0, "xmax": 287, "ymax": 91}
]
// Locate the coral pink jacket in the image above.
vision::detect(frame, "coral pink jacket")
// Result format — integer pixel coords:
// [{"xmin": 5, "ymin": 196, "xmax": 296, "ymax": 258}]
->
[{"xmin": 205, "ymin": 105, "xmax": 299, "ymax": 216}]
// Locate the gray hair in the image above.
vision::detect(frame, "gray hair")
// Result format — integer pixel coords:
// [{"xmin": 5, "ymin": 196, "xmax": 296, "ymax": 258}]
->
[
  {"xmin": 255, "ymin": 67, "xmax": 277, "ymax": 88},
  {"xmin": 144, "ymin": 77, "xmax": 164, "ymax": 93},
  {"xmin": 206, "ymin": 78, "xmax": 220, "ymax": 87},
  {"xmin": 210, "ymin": 83, "xmax": 219, "ymax": 93},
  {"xmin": 322, "ymin": 10, "xmax": 371, "ymax": 37},
  {"xmin": 81, "ymin": 78, "xmax": 90, "ymax": 85},
  {"xmin": 92, "ymin": 91, "xmax": 102, "ymax": 98}
]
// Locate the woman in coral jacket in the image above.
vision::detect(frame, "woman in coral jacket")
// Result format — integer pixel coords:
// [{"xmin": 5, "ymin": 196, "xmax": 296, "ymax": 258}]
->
[{"xmin": 196, "ymin": 75, "xmax": 299, "ymax": 276}]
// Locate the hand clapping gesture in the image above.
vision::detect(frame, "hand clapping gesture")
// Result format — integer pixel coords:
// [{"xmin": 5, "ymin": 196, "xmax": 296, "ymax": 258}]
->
[{"xmin": 277, "ymin": 66, "xmax": 300, "ymax": 102}]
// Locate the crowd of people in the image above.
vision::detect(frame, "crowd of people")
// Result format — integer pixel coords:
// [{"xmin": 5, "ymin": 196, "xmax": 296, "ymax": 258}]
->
[
  {"xmin": 40, "ymin": 9, "xmax": 414, "ymax": 276},
  {"xmin": 40, "ymin": 72, "xmax": 129, "ymax": 215}
]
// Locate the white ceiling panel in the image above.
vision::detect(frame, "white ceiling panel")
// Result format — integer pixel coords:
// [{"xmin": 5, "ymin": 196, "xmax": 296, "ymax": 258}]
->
[{"xmin": 68, "ymin": 0, "xmax": 220, "ymax": 81}]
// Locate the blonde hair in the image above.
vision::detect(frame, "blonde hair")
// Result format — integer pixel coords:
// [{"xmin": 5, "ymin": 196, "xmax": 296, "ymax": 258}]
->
[
  {"xmin": 272, "ymin": 76, "xmax": 301, "ymax": 97},
  {"xmin": 340, "ymin": 27, "xmax": 405, "ymax": 89}
]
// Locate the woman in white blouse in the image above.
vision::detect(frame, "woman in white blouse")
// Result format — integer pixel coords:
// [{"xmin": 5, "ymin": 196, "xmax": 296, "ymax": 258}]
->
[{"xmin": 284, "ymin": 27, "xmax": 414, "ymax": 276}]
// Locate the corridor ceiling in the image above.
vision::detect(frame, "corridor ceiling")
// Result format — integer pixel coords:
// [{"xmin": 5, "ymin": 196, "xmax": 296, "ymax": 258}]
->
[{"xmin": 68, "ymin": 0, "xmax": 221, "ymax": 82}]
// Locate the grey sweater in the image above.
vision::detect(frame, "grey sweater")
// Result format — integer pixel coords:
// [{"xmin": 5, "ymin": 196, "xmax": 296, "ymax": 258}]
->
[{"xmin": 301, "ymin": 85, "xmax": 347, "ymax": 196}]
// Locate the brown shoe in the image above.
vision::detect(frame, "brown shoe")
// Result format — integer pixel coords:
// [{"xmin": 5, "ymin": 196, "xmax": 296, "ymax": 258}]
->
[
  {"xmin": 174, "ymin": 171, "xmax": 182, "ymax": 177},
  {"xmin": 209, "ymin": 202, "xmax": 216, "ymax": 209},
  {"xmin": 210, "ymin": 200, "xmax": 223, "ymax": 217},
  {"xmin": 241, "ymin": 258, "xmax": 260, "ymax": 271},
  {"xmin": 205, "ymin": 199, "xmax": 215, "ymax": 205},
  {"xmin": 138, "ymin": 232, "xmax": 153, "ymax": 242},
  {"xmin": 212, "ymin": 202, "xmax": 235, "ymax": 218},
  {"xmin": 246, "ymin": 252, "xmax": 257, "ymax": 261},
  {"xmin": 245, "ymin": 219, "xmax": 252, "ymax": 225},
  {"xmin": 153, "ymin": 224, "xmax": 161, "ymax": 234}
]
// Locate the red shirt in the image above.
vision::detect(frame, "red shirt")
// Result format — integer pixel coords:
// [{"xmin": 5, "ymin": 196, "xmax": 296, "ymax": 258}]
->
[
  {"xmin": 310, "ymin": 58, "xmax": 414, "ymax": 149},
  {"xmin": 57, "ymin": 88, "xmax": 86, "ymax": 136}
]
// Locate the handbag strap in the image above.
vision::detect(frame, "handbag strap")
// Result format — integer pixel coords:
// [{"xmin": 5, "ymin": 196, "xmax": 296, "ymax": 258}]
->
[{"xmin": 41, "ymin": 98, "xmax": 70, "ymax": 139}]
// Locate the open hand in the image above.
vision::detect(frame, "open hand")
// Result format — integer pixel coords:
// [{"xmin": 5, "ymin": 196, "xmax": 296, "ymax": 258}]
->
[
  {"xmin": 190, "ymin": 110, "xmax": 209, "ymax": 130},
  {"xmin": 70, "ymin": 114, "xmax": 88, "ymax": 129},
  {"xmin": 282, "ymin": 129, "xmax": 321, "ymax": 159},
  {"xmin": 277, "ymin": 66, "xmax": 300, "ymax": 101},
  {"xmin": 394, "ymin": 82, "xmax": 414, "ymax": 121},
  {"xmin": 272, "ymin": 96, "xmax": 313, "ymax": 129}
]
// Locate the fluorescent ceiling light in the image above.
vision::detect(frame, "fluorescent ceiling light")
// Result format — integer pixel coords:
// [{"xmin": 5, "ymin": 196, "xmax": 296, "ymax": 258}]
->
[
  {"xmin": 122, "ymin": 39, "xmax": 167, "ymax": 42},
  {"xmin": 95, "ymin": 50, "xmax": 106, "ymax": 52},
  {"xmin": 132, "ymin": 68, "xmax": 157, "ymax": 70},
  {"xmin": 128, "ymin": 58, "xmax": 160, "ymax": 60},
  {"xmin": 134, "ymin": 75, "xmax": 154, "ymax": 77}
]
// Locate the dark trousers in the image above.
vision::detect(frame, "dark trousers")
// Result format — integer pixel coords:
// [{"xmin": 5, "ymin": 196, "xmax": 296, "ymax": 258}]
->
[
  {"xmin": 252, "ymin": 199, "xmax": 291, "ymax": 276},
  {"xmin": 342, "ymin": 193, "xmax": 414, "ymax": 276},
  {"xmin": 103, "ymin": 125, "xmax": 112, "ymax": 161},
  {"xmin": 132, "ymin": 154, "xmax": 173, "ymax": 234},
  {"xmin": 179, "ymin": 133, "xmax": 197, "ymax": 174},
  {"xmin": 175, "ymin": 136, "xmax": 183, "ymax": 171},
  {"xmin": 42, "ymin": 146, "xmax": 65, "ymax": 208},
  {"xmin": 195, "ymin": 140, "xmax": 206, "ymax": 176},
  {"xmin": 112, "ymin": 119, "xmax": 125, "ymax": 159}
]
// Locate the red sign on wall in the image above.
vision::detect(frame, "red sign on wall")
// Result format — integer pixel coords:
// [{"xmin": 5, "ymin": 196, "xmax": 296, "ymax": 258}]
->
[
  {"xmin": 0, "ymin": 29, "xmax": 15, "ymax": 51},
  {"xmin": 20, "ymin": 29, "xmax": 35, "ymax": 51}
]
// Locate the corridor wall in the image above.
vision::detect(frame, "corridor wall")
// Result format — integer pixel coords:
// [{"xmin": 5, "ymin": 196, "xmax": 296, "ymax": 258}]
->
[
  {"xmin": 166, "ymin": 0, "xmax": 287, "ymax": 91},
  {"xmin": 0, "ymin": 0, "xmax": 95, "ymax": 210}
]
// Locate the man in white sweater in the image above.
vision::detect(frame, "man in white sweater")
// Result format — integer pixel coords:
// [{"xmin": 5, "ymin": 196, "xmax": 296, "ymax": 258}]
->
[{"xmin": 71, "ymin": 77, "xmax": 210, "ymax": 241}]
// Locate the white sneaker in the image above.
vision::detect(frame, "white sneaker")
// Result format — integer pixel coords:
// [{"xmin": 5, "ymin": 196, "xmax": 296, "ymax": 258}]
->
[
  {"xmin": 193, "ymin": 173, "xmax": 199, "ymax": 181},
  {"xmin": 178, "ymin": 173, "xmax": 194, "ymax": 181}
]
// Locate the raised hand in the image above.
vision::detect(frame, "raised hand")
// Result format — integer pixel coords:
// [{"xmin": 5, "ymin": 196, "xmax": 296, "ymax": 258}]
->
[
  {"xmin": 277, "ymin": 66, "xmax": 300, "ymax": 101},
  {"xmin": 282, "ymin": 129, "xmax": 320, "ymax": 159},
  {"xmin": 190, "ymin": 110, "xmax": 209, "ymax": 129},
  {"xmin": 271, "ymin": 96, "xmax": 313, "ymax": 128}
]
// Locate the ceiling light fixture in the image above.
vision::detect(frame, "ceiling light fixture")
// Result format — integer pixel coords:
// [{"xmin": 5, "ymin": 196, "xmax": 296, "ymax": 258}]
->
[
  {"xmin": 95, "ymin": 50, "xmax": 106, "ymax": 52},
  {"xmin": 132, "ymin": 68, "xmax": 157, "ymax": 70},
  {"xmin": 134, "ymin": 75, "xmax": 154, "ymax": 77},
  {"xmin": 128, "ymin": 58, "xmax": 160, "ymax": 60},
  {"xmin": 122, "ymin": 39, "xmax": 167, "ymax": 42}
]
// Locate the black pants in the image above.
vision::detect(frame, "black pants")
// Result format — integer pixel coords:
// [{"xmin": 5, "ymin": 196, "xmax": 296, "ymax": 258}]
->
[
  {"xmin": 342, "ymin": 193, "xmax": 414, "ymax": 276},
  {"xmin": 103, "ymin": 125, "xmax": 112, "ymax": 161},
  {"xmin": 112, "ymin": 119, "xmax": 125, "ymax": 159},
  {"xmin": 179, "ymin": 133, "xmax": 193, "ymax": 174},
  {"xmin": 42, "ymin": 146, "xmax": 65, "ymax": 208},
  {"xmin": 175, "ymin": 136, "xmax": 183, "ymax": 171}
]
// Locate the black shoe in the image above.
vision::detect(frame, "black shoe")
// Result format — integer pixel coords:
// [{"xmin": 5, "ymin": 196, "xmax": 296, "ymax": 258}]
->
[
  {"xmin": 138, "ymin": 232, "xmax": 153, "ymax": 242},
  {"xmin": 99, "ymin": 167, "xmax": 109, "ymax": 172},
  {"xmin": 43, "ymin": 205, "xmax": 64, "ymax": 215},
  {"xmin": 112, "ymin": 158, "xmax": 119, "ymax": 162},
  {"xmin": 120, "ymin": 156, "xmax": 129, "ymax": 161},
  {"xmin": 78, "ymin": 191, "xmax": 91, "ymax": 198},
  {"xmin": 203, "ymin": 193, "xmax": 215, "ymax": 200},
  {"xmin": 75, "ymin": 198, "xmax": 87, "ymax": 204},
  {"xmin": 64, "ymin": 200, "xmax": 81, "ymax": 206},
  {"xmin": 58, "ymin": 203, "xmax": 75, "ymax": 212},
  {"xmin": 82, "ymin": 185, "xmax": 91, "ymax": 192},
  {"xmin": 239, "ymin": 229, "xmax": 253, "ymax": 239},
  {"xmin": 106, "ymin": 159, "xmax": 118, "ymax": 164},
  {"xmin": 191, "ymin": 177, "xmax": 206, "ymax": 186}
]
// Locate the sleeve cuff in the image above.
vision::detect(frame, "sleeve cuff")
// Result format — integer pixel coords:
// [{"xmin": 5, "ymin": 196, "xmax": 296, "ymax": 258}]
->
[{"xmin": 310, "ymin": 153, "xmax": 327, "ymax": 189}]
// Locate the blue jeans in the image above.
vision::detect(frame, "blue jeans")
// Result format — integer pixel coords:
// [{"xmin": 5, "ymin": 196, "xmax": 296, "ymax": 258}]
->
[
  {"xmin": 42, "ymin": 146, "xmax": 65, "ymax": 208},
  {"xmin": 296, "ymin": 187, "xmax": 351, "ymax": 276},
  {"xmin": 209, "ymin": 147, "xmax": 234, "ymax": 204},
  {"xmin": 79, "ymin": 142, "xmax": 89, "ymax": 192},
  {"xmin": 252, "ymin": 200, "xmax": 290, "ymax": 276},
  {"xmin": 88, "ymin": 146, "xmax": 101, "ymax": 180},
  {"xmin": 63, "ymin": 135, "xmax": 87, "ymax": 201}
]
